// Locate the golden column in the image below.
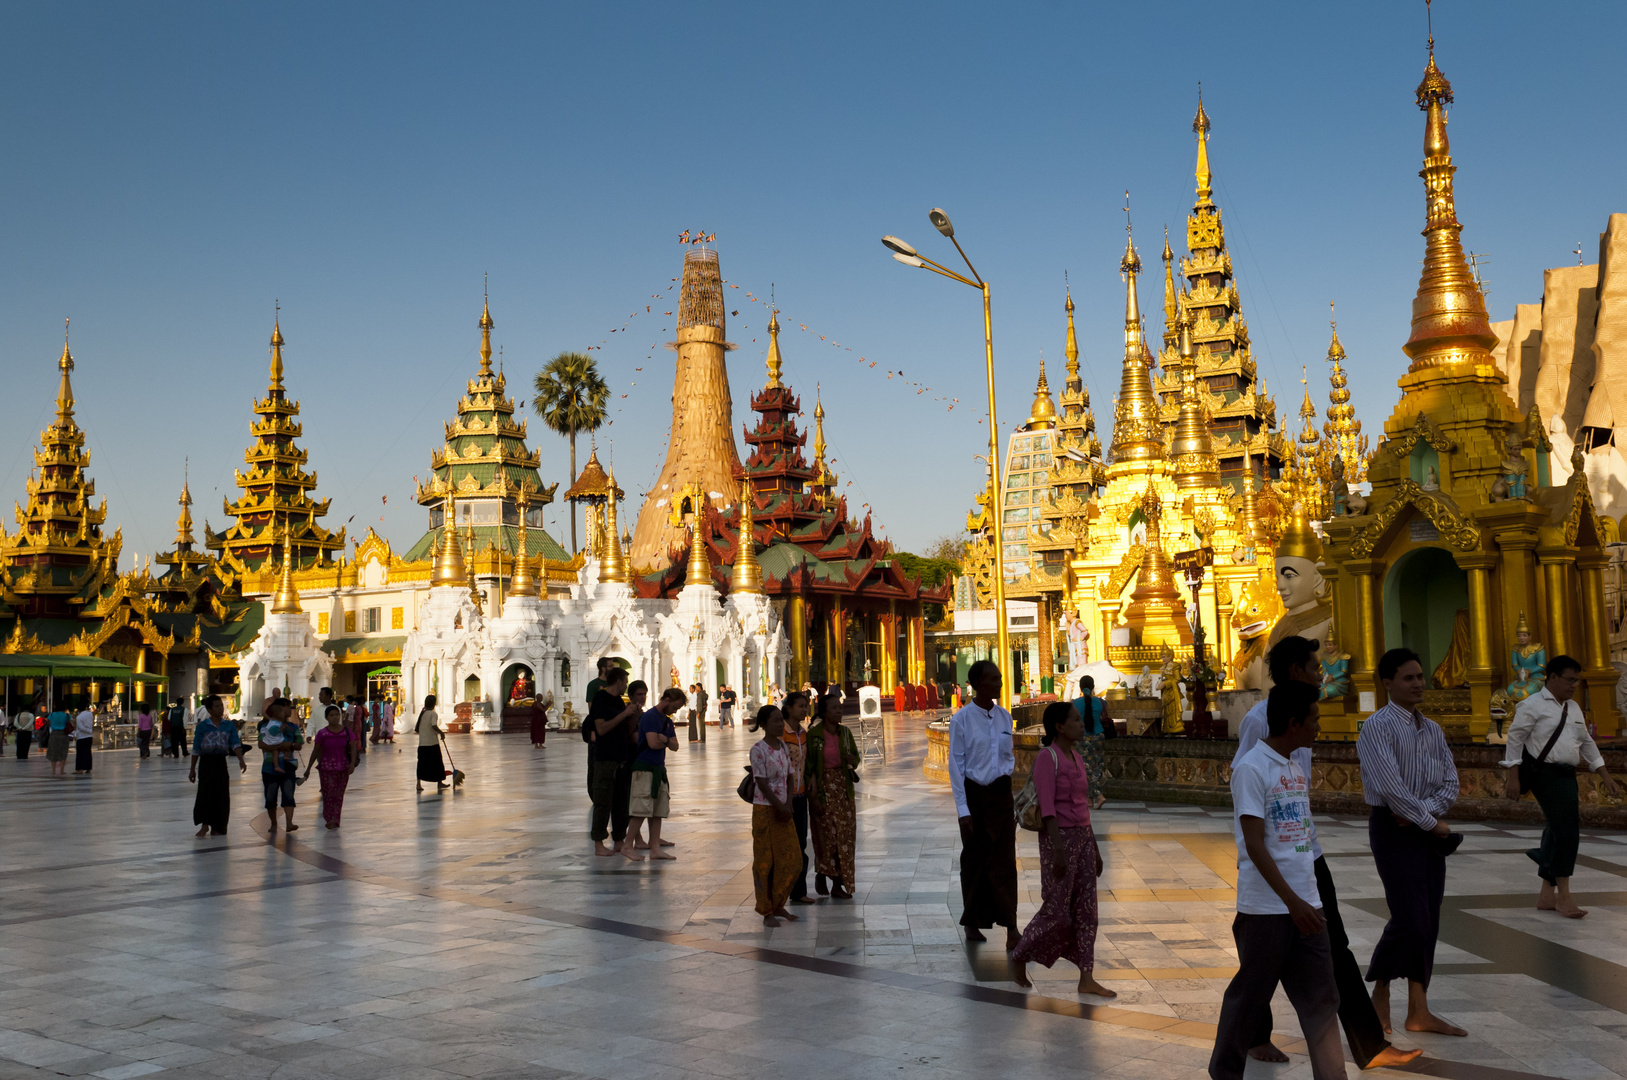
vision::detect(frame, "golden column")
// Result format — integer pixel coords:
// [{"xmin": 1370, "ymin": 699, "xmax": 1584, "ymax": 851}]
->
[
  {"xmin": 1537, "ymin": 546, "xmax": 1573, "ymax": 661},
  {"xmin": 1578, "ymin": 552, "xmax": 1618, "ymax": 733},
  {"xmin": 788, "ymin": 595, "xmax": 808, "ymax": 688},
  {"xmin": 1346, "ymin": 559, "xmax": 1386, "ymax": 706},
  {"xmin": 831, "ymin": 596, "xmax": 846, "ymax": 688},
  {"xmin": 1457, "ymin": 552, "xmax": 1499, "ymax": 739}
]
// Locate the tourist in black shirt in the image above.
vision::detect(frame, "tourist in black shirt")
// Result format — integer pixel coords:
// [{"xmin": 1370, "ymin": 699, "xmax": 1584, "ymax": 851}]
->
[{"xmin": 588, "ymin": 667, "xmax": 638, "ymax": 856}]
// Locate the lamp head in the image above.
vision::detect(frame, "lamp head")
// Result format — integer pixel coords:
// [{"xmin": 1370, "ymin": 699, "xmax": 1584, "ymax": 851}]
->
[
  {"xmin": 929, "ymin": 208, "xmax": 954, "ymax": 237},
  {"xmin": 892, "ymin": 253, "xmax": 925, "ymax": 268},
  {"xmin": 881, "ymin": 235, "xmax": 918, "ymax": 257}
]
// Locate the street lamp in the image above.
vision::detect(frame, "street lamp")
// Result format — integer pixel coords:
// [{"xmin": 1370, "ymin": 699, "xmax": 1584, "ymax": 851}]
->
[{"xmin": 882, "ymin": 209, "xmax": 1011, "ymax": 709}]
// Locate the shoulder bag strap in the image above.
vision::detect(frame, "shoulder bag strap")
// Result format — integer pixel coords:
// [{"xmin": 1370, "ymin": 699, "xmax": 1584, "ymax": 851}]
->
[{"xmin": 1533, "ymin": 702, "xmax": 1568, "ymax": 764}]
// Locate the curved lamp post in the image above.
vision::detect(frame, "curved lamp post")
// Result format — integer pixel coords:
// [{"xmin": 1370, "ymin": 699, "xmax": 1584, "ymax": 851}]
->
[{"xmin": 882, "ymin": 210, "xmax": 1011, "ymax": 709}]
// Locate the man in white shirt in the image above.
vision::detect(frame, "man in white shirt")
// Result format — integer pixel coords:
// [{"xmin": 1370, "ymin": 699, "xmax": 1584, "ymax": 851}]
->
[
  {"xmin": 13, "ymin": 704, "xmax": 36, "ymax": 759},
  {"xmin": 1501, "ymin": 654, "xmax": 1620, "ymax": 918},
  {"xmin": 73, "ymin": 699, "xmax": 95, "ymax": 776},
  {"xmin": 1210, "ymin": 682, "xmax": 1343, "ymax": 1080},
  {"xmin": 1233, "ymin": 636, "xmax": 1418, "ymax": 1070},
  {"xmin": 947, "ymin": 659, "xmax": 1018, "ymax": 949}
]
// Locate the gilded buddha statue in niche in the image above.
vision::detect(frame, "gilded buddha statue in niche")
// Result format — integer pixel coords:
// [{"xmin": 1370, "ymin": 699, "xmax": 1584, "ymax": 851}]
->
[{"xmin": 1505, "ymin": 611, "xmax": 1546, "ymax": 703}]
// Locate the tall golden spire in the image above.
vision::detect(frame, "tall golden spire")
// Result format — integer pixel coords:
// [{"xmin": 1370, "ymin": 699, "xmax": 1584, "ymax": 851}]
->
[
  {"xmin": 433, "ymin": 513, "xmax": 465, "ymax": 584},
  {"xmin": 811, "ymin": 389, "xmax": 837, "ymax": 505},
  {"xmin": 1323, "ymin": 302, "xmax": 1365, "ymax": 481},
  {"xmin": 1298, "ymin": 366, "xmax": 1320, "ymax": 447},
  {"xmin": 764, "ymin": 307, "xmax": 785, "ymax": 389},
  {"xmin": 1402, "ymin": 22, "xmax": 1497, "ymax": 372},
  {"xmin": 175, "ymin": 477, "xmax": 195, "ymax": 548},
  {"xmin": 55, "ymin": 318, "xmax": 76, "ymax": 423},
  {"xmin": 478, "ymin": 282, "xmax": 495, "ymax": 376},
  {"xmin": 268, "ymin": 311, "xmax": 285, "ymax": 395},
  {"xmin": 507, "ymin": 489, "xmax": 537, "ymax": 597},
  {"xmin": 464, "ymin": 524, "xmax": 482, "ymax": 609},
  {"xmin": 1238, "ymin": 438, "xmax": 1263, "ymax": 546},
  {"xmin": 1161, "ymin": 227, "xmax": 1178, "ymax": 348},
  {"xmin": 730, "ymin": 482, "xmax": 764, "ymax": 594},
  {"xmin": 685, "ymin": 525, "xmax": 713, "ymax": 587},
  {"xmin": 1193, "ymin": 87, "xmax": 1214, "ymax": 207},
  {"xmin": 1170, "ymin": 300, "xmax": 1219, "ymax": 489},
  {"xmin": 270, "ymin": 524, "xmax": 302, "ymax": 614},
  {"xmin": 1063, "ymin": 288, "xmax": 1081, "ymax": 389},
  {"xmin": 1109, "ymin": 206, "xmax": 1164, "ymax": 465},
  {"xmin": 599, "ymin": 467, "xmax": 630, "ymax": 585}
]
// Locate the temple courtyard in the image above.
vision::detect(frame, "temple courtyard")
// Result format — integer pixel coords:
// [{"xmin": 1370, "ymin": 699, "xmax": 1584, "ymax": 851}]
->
[{"xmin": 3, "ymin": 719, "xmax": 1626, "ymax": 1080}]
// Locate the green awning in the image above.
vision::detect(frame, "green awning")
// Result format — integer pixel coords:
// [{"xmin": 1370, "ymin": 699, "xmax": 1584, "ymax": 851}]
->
[
  {"xmin": 366, "ymin": 665, "xmax": 402, "ymax": 675},
  {"xmin": 0, "ymin": 654, "xmax": 145, "ymax": 679}
]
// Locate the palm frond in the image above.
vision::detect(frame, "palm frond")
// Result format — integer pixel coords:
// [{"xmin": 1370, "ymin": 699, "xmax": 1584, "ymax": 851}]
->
[{"xmin": 532, "ymin": 352, "xmax": 610, "ymax": 440}]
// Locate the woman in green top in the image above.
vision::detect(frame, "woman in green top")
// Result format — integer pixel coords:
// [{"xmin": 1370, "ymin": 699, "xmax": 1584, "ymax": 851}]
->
[
  {"xmin": 45, "ymin": 705, "xmax": 72, "ymax": 776},
  {"xmin": 805, "ymin": 693, "xmax": 861, "ymax": 899}
]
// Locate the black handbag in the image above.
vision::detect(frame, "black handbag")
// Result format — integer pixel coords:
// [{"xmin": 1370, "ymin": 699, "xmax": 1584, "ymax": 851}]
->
[
  {"xmin": 736, "ymin": 765, "xmax": 756, "ymax": 803},
  {"xmin": 1518, "ymin": 703, "xmax": 1569, "ymax": 795}
]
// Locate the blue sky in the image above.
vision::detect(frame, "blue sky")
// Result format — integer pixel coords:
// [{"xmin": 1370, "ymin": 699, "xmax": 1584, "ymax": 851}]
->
[{"xmin": 1, "ymin": 2, "xmax": 1621, "ymax": 562}]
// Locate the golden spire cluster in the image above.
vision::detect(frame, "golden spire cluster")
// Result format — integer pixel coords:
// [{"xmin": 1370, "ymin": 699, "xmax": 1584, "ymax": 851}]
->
[{"xmin": 1322, "ymin": 303, "xmax": 1368, "ymax": 482}]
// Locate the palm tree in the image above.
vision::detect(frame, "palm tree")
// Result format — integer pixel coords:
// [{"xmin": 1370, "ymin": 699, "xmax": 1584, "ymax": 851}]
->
[{"xmin": 533, "ymin": 351, "xmax": 609, "ymax": 553}]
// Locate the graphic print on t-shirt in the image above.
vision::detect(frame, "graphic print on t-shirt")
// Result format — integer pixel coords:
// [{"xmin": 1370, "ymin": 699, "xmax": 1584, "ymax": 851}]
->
[{"xmin": 1264, "ymin": 767, "xmax": 1312, "ymax": 854}]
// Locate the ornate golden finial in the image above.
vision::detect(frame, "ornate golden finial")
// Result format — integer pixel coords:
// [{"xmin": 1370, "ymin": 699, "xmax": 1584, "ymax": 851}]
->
[
  {"xmin": 1161, "ymin": 226, "xmax": 1178, "ymax": 344},
  {"xmin": 599, "ymin": 466, "xmax": 629, "ymax": 585},
  {"xmin": 1028, "ymin": 354, "xmax": 1058, "ymax": 426},
  {"xmin": 730, "ymin": 482, "xmax": 764, "ymax": 594},
  {"xmin": 1322, "ymin": 302, "xmax": 1365, "ymax": 481},
  {"xmin": 268, "ymin": 305, "xmax": 285, "ymax": 395},
  {"xmin": 433, "ymin": 508, "xmax": 466, "ymax": 584},
  {"xmin": 55, "ymin": 318, "xmax": 76, "ymax": 423},
  {"xmin": 1194, "ymin": 85, "xmax": 1214, "ymax": 207},
  {"xmin": 1238, "ymin": 438, "xmax": 1264, "ymax": 545},
  {"xmin": 1298, "ymin": 366, "xmax": 1319, "ymax": 446},
  {"xmin": 685, "ymin": 523, "xmax": 713, "ymax": 587},
  {"xmin": 271, "ymin": 522, "xmax": 301, "ymax": 614},
  {"xmin": 175, "ymin": 473, "xmax": 195, "ymax": 548},
  {"xmin": 1110, "ymin": 203, "xmax": 1163, "ymax": 465},
  {"xmin": 1171, "ymin": 299, "xmax": 1219, "ymax": 489},
  {"xmin": 478, "ymin": 281, "xmax": 495, "ymax": 376},
  {"xmin": 1516, "ymin": 609, "xmax": 1531, "ymax": 635},
  {"xmin": 464, "ymin": 523, "xmax": 482, "ymax": 608},
  {"xmin": 1063, "ymin": 284, "xmax": 1081, "ymax": 385},
  {"xmin": 508, "ymin": 489, "xmax": 537, "ymax": 597},
  {"xmin": 764, "ymin": 306, "xmax": 785, "ymax": 389},
  {"xmin": 1403, "ymin": 6, "xmax": 1497, "ymax": 372}
]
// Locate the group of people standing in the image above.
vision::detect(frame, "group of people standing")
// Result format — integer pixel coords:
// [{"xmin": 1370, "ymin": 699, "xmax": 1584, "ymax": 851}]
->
[
  {"xmin": 3, "ymin": 697, "xmax": 99, "ymax": 776},
  {"xmin": 583, "ymin": 659, "xmax": 685, "ymax": 861},
  {"xmin": 748, "ymin": 690, "xmax": 861, "ymax": 925}
]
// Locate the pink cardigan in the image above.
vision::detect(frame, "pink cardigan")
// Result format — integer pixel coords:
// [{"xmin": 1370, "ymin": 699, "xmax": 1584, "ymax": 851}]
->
[{"xmin": 1033, "ymin": 744, "xmax": 1092, "ymax": 828}]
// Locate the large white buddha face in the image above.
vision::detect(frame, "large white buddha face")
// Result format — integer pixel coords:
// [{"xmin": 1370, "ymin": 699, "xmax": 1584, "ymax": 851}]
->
[{"xmin": 1274, "ymin": 555, "xmax": 1325, "ymax": 613}]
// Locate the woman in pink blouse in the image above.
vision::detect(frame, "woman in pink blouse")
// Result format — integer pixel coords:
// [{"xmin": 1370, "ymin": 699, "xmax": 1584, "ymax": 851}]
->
[
  {"xmin": 1012, "ymin": 701, "xmax": 1115, "ymax": 997},
  {"xmin": 302, "ymin": 705, "xmax": 358, "ymax": 829}
]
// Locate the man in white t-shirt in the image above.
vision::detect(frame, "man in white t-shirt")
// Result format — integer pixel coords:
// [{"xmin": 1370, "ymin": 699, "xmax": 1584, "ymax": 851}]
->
[{"xmin": 1210, "ymin": 682, "xmax": 1342, "ymax": 1080}]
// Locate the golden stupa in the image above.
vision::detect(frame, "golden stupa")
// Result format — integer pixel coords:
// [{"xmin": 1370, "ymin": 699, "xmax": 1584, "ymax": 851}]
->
[{"xmin": 1317, "ymin": 29, "xmax": 1618, "ymax": 738}]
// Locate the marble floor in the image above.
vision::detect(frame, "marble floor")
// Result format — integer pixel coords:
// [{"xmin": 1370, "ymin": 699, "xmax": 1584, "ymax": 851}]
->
[{"xmin": 3, "ymin": 717, "xmax": 1626, "ymax": 1080}]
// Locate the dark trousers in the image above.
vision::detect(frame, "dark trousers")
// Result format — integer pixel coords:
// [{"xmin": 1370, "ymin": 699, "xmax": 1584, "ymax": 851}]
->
[
  {"xmin": 1366, "ymin": 805, "xmax": 1445, "ymax": 988},
  {"xmin": 589, "ymin": 759, "xmax": 632, "ymax": 843},
  {"xmin": 1251, "ymin": 856, "xmax": 1390, "ymax": 1067},
  {"xmin": 138, "ymin": 730, "xmax": 151, "ymax": 758},
  {"xmin": 960, "ymin": 777, "xmax": 1018, "ymax": 929},
  {"xmin": 74, "ymin": 737, "xmax": 92, "ymax": 773},
  {"xmin": 789, "ymin": 793, "xmax": 811, "ymax": 900},
  {"xmin": 1210, "ymin": 914, "xmax": 1344, "ymax": 1080},
  {"xmin": 14, "ymin": 729, "xmax": 30, "ymax": 759},
  {"xmin": 166, "ymin": 724, "xmax": 187, "ymax": 758},
  {"xmin": 1527, "ymin": 762, "xmax": 1580, "ymax": 884}
]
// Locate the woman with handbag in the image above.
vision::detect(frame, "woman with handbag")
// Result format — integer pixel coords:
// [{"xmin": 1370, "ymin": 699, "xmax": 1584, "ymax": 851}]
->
[
  {"xmin": 1012, "ymin": 701, "xmax": 1115, "ymax": 997},
  {"xmin": 806, "ymin": 692, "xmax": 860, "ymax": 899},
  {"xmin": 415, "ymin": 695, "xmax": 448, "ymax": 794},
  {"xmin": 1501, "ymin": 655, "xmax": 1622, "ymax": 918},
  {"xmin": 749, "ymin": 705, "xmax": 801, "ymax": 927}
]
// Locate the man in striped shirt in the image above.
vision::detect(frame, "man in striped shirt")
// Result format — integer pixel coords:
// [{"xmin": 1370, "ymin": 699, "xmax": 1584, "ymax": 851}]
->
[{"xmin": 1356, "ymin": 647, "xmax": 1466, "ymax": 1038}]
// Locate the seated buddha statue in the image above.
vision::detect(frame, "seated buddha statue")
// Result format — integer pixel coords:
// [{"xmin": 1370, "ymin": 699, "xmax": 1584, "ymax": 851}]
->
[
  {"xmin": 509, "ymin": 670, "xmax": 534, "ymax": 706},
  {"xmin": 1505, "ymin": 612, "xmax": 1545, "ymax": 703}
]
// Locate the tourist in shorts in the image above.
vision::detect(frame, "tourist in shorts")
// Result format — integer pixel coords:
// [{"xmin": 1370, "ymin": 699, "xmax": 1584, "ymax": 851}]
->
[{"xmin": 624, "ymin": 685, "xmax": 683, "ymax": 862}]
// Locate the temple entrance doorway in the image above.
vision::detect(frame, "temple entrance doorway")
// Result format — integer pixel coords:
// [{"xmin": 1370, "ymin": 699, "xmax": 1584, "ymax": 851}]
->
[{"xmin": 1382, "ymin": 546, "xmax": 1468, "ymax": 677}]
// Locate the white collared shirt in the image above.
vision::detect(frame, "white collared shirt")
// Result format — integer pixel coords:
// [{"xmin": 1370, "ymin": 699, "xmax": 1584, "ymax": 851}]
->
[
  {"xmin": 1502, "ymin": 687, "xmax": 1603, "ymax": 772},
  {"xmin": 948, "ymin": 700, "xmax": 1015, "ymax": 818}
]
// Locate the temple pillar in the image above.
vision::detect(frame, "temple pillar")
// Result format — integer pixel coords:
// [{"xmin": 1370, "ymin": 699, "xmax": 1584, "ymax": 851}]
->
[
  {"xmin": 909, "ymin": 613, "xmax": 926, "ymax": 684},
  {"xmin": 1578, "ymin": 552, "xmax": 1620, "ymax": 734},
  {"xmin": 831, "ymin": 597, "xmax": 847, "ymax": 688},
  {"xmin": 1034, "ymin": 596, "xmax": 1054, "ymax": 688},
  {"xmin": 883, "ymin": 602, "xmax": 897, "ymax": 689},
  {"xmin": 1537, "ymin": 547, "xmax": 1574, "ymax": 661},
  {"xmin": 1345, "ymin": 559, "xmax": 1386, "ymax": 709},
  {"xmin": 788, "ymin": 595, "xmax": 808, "ymax": 688},
  {"xmin": 1456, "ymin": 552, "xmax": 1499, "ymax": 741}
]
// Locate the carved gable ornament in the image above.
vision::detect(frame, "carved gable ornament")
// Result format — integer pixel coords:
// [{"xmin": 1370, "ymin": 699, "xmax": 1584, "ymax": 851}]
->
[
  {"xmin": 1350, "ymin": 480, "xmax": 1479, "ymax": 557},
  {"xmin": 1387, "ymin": 412, "xmax": 1456, "ymax": 459}
]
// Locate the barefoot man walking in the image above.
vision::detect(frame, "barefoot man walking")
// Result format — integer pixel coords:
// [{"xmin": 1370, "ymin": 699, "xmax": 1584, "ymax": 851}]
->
[{"xmin": 1357, "ymin": 648, "xmax": 1466, "ymax": 1038}]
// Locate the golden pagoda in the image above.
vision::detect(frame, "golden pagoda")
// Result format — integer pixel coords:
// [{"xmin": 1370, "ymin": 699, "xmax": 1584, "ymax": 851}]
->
[
  {"xmin": 1153, "ymin": 93, "xmax": 1288, "ymax": 490},
  {"xmin": 563, "ymin": 447, "xmax": 624, "ymax": 562},
  {"xmin": 630, "ymin": 246, "xmax": 745, "ymax": 568},
  {"xmin": 407, "ymin": 295, "xmax": 563, "ymax": 578},
  {"xmin": 209, "ymin": 316, "xmax": 345, "ymax": 587},
  {"xmin": 1318, "ymin": 27, "xmax": 1618, "ymax": 737},
  {"xmin": 1, "ymin": 326, "xmax": 122, "ymax": 620},
  {"xmin": 1322, "ymin": 306, "xmax": 1370, "ymax": 483}
]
